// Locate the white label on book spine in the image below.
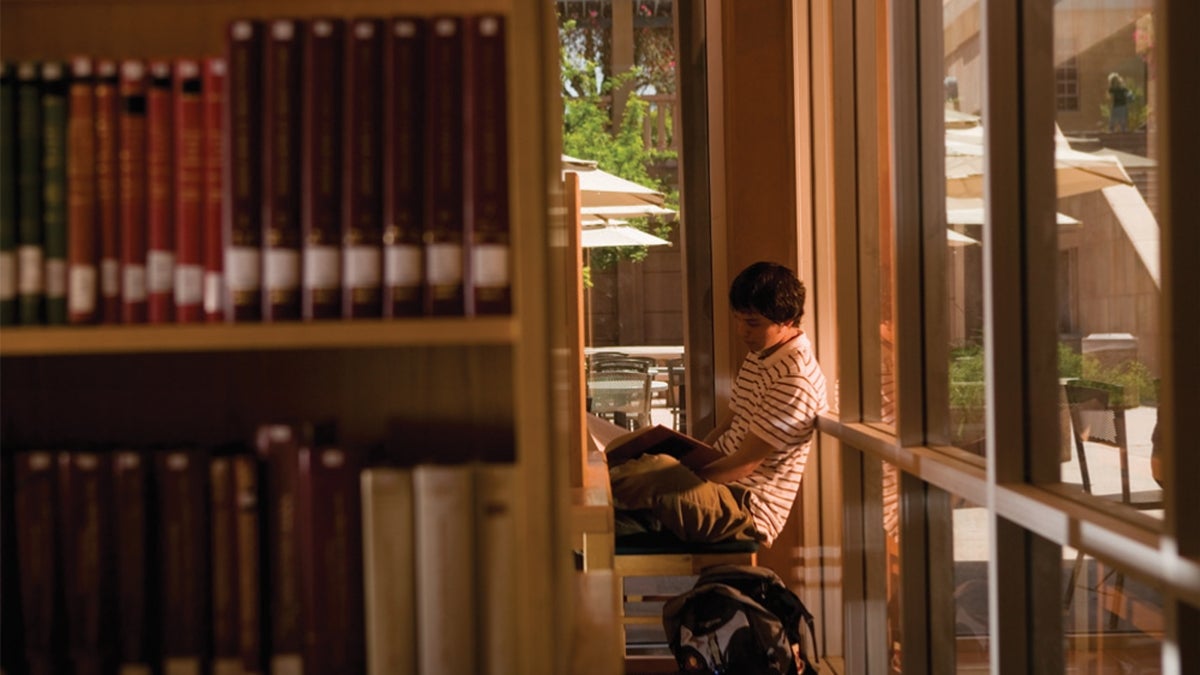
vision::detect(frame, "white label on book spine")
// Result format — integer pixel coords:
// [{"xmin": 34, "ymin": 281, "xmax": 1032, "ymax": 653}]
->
[
  {"xmin": 17, "ymin": 246, "xmax": 43, "ymax": 294},
  {"xmin": 225, "ymin": 247, "xmax": 261, "ymax": 291},
  {"xmin": 425, "ymin": 243, "xmax": 463, "ymax": 286},
  {"xmin": 45, "ymin": 258, "xmax": 67, "ymax": 297},
  {"xmin": 146, "ymin": 250, "xmax": 174, "ymax": 292},
  {"xmin": 101, "ymin": 258, "xmax": 120, "ymax": 297},
  {"xmin": 471, "ymin": 244, "xmax": 509, "ymax": 287},
  {"xmin": 68, "ymin": 265, "xmax": 97, "ymax": 313},
  {"xmin": 204, "ymin": 271, "xmax": 224, "ymax": 314},
  {"xmin": 174, "ymin": 264, "xmax": 203, "ymax": 304},
  {"xmin": 265, "ymin": 248, "xmax": 300, "ymax": 290},
  {"xmin": 343, "ymin": 245, "xmax": 382, "ymax": 287},
  {"xmin": 0, "ymin": 251, "xmax": 15, "ymax": 299},
  {"xmin": 123, "ymin": 264, "xmax": 147, "ymax": 301},
  {"xmin": 303, "ymin": 246, "xmax": 340, "ymax": 287},
  {"xmin": 384, "ymin": 244, "xmax": 422, "ymax": 286}
]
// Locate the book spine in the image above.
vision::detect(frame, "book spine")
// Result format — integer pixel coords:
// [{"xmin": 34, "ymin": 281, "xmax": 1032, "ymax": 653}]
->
[
  {"xmin": 413, "ymin": 463, "xmax": 476, "ymax": 675},
  {"xmin": 341, "ymin": 17, "xmax": 384, "ymax": 319},
  {"xmin": 202, "ymin": 57, "xmax": 226, "ymax": 322},
  {"xmin": 224, "ymin": 19, "xmax": 264, "ymax": 322},
  {"xmin": 423, "ymin": 17, "xmax": 466, "ymax": 316},
  {"xmin": 67, "ymin": 56, "xmax": 99, "ymax": 324},
  {"xmin": 301, "ymin": 18, "xmax": 343, "ymax": 321},
  {"xmin": 15, "ymin": 61, "xmax": 43, "ymax": 325},
  {"xmin": 210, "ymin": 456, "xmax": 241, "ymax": 675},
  {"xmin": 464, "ymin": 15, "xmax": 511, "ymax": 316},
  {"xmin": 118, "ymin": 60, "xmax": 149, "ymax": 324},
  {"xmin": 1, "ymin": 450, "xmax": 25, "ymax": 673},
  {"xmin": 476, "ymin": 463, "xmax": 517, "ymax": 675},
  {"xmin": 232, "ymin": 454, "xmax": 265, "ymax": 675},
  {"xmin": 298, "ymin": 445, "xmax": 365, "ymax": 675},
  {"xmin": 1, "ymin": 63, "xmax": 19, "ymax": 325},
  {"xmin": 41, "ymin": 60, "xmax": 68, "ymax": 325},
  {"xmin": 173, "ymin": 59, "xmax": 204, "ymax": 323},
  {"xmin": 14, "ymin": 451, "xmax": 66, "ymax": 675},
  {"xmin": 146, "ymin": 60, "xmax": 175, "ymax": 324},
  {"xmin": 255, "ymin": 424, "xmax": 303, "ymax": 674},
  {"xmin": 382, "ymin": 17, "xmax": 425, "ymax": 318},
  {"xmin": 155, "ymin": 448, "xmax": 211, "ymax": 675},
  {"xmin": 263, "ymin": 19, "xmax": 304, "ymax": 322},
  {"xmin": 112, "ymin": 450, "xmax": 155, "ymax": 674},
  {"xmin": 94, "ymin": 59, "xmax": 122, "ymax": 324},
  {"xmin": 360, "ymin": 467, "xmax": 416, "ymax": 675},
  {"xmin": 58, "ymin": 451, "xmax": 116, "ymax": 675}
]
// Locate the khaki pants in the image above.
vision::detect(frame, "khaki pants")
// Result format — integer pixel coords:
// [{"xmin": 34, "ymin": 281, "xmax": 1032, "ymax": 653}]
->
[{"xmin": 610, "ymin": 454, "xmax": 756, "ymax": 543}]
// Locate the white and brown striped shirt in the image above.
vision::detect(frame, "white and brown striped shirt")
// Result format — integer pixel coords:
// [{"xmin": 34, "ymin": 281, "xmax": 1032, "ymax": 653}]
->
[{"xmin": 714, "ymin": 331, "xmax": 827, "ymax": 545}]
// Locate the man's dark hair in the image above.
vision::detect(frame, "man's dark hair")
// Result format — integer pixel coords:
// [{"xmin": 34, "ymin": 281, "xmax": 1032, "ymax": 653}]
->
[{"xmin": 728, "ymin": 261, "xmax": 806, "ymax": 325}]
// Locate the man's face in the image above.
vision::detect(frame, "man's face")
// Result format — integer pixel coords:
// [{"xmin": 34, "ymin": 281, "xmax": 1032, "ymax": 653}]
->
[{"xmin": 733, "ymin": 311, "xmax": 792, "ymax": 353}]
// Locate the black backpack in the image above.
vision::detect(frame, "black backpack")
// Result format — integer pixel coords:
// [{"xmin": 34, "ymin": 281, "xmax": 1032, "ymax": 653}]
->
[{"xmin": 662, "ymin": 564, "xmax": 818, "ymax": 675}]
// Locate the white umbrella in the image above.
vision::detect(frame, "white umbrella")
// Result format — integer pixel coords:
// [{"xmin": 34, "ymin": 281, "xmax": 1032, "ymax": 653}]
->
[
  {"xmin": 946, "ymin": 201, "xmax": 1082, "ymax": 226},
  {"xmin": 563, "ymin": 154, "xmax": 667, "ymax": 209},
  {"xmin": 580, "ymin": 203, "xmax": 677, "ymax": 219},
  {"xmin": 581, "ymin": 225, "xmax": 672, "ymax": 248},
  {"xmin": 946, "ymin": 229, "xmax": 981, "ymax": 247}
]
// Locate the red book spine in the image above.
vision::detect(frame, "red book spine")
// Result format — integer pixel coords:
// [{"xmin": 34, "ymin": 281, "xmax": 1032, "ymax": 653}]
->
[
  {"xmin": 57, "ymin": 451, "xmax": 115, "ymax": 675},
  {"xmin": 173, "ymin": 59, "xmax": 204, "ymax": 323},
  {"xmin": 155, "ymin": 448, "xmax": 210, "ymax": 673},
  {"xmin": 255, "ymin": 424, "xmax": 303, "ymax": 671},
  {"xmin": 94, "ymin": 59, "xmax": 121, "ymax": 324},
  {"xmin": 14, "ymin": 451, "xmax": 66, "ymax": 675},
  {"xmin": 464, "ymin": 15, "xmax": 512, "ymax": 316},
  {"xmin": 383, "ymin": 16, "xmax": 426, "ymax": 318},
  {"xmin": 232, "ymin": 454, "xmax": 265, "ymax": 674},
  {"xmin": 209, "ymin": 456, "xmax": 240, "ymax": 674},
  {"xmin": 225, "ymin": 19, "xmax": 264, "ymax": 322},
  {"xmin": 118, "ymin": 60, "xmax": 148, "ymax": 323},
  {"xmin": 67, "ymin": 56, "xmax": 99, "ymax": 324},
  {"xmin": 342, "ymin": 17, "xmax": 384, "ymax": 319},
  {"xmin": 263, "ymin": 19, "xmax": 303, "ymax": 322},
  {"xmin": 111, "ymin": 450, "xmax": 155, "ymax": 673},
  {"xmin": 301, "ymin": 18, "xmax": 344, "ymax": 321},
  {"xmin": 145, "ymin": 59, "xmax": 174, "ymax": 323},
  {"xmin": 202, "ymin": 57, "xmax": 226, "ymax": 322},
  {"xmin": 424, "ymin": 16, "xmax": 466, "ymax": 316}
]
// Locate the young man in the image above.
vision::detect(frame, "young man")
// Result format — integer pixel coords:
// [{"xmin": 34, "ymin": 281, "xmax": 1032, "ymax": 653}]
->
[{"xmin": 608, "ymin": 261, "xmax": 828, "ymax": 546}]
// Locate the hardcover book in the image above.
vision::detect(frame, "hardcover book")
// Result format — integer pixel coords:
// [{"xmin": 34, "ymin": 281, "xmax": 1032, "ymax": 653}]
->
[
  {"xmin": 423, "ymin": 16, "xmax": 465, "ymax": 316},
  {"xmin": 172, "ymin": 58, "xmax": 205, "ymax": 323},
  {"xmin": 67, "ymin": 56, "xmax": 98, "ymax": 324},
  {"xmin": 14, "ymin": 451, "xmax": 66, "ymax": 675},
  {"xmin": 0, "ymin": 62, "xmax": 15, "ymax": 325},
  {"xmin": 360, "ymin": 467, "xmax": 416, "ymax": 675},
  {"xmin": 341, "ymin": 17, "xmax": 385, "ymax": 319},
  {"xmin": 202, "ymin": 57, "xmax": 226, "ymax": 322},
  {"xmin": 464, "ymin": 15, "xmax": 511, "ymax": 316},
  {"xmin": 58, "ymin": 451, "xmax": 116, "ymax": 675},
  {"xmin": 209, "ymin": 456, "xmax": 241, "ymax": 675},
  {"xmin": 111, "ymin": 450, "xmax": 156, "ymax": 675},
  {"xmin": 588, "ymin": 414, "xmax": 725, "ymax": 471},
  {"xmin": 94, "ymin": 59, "xmax": 122, "ymax": 324},
  {"xmin": 145, "ymin": 59, "xmax": 175, "ymax": 324},
  {"xmin": 382, "ymin": 16, "xmax": 425, "ymax": 318},
  {"xmin": 155, "ymin": 448, "xmax": 211, "ymax": 675},
  {"xmin": 301, "ymin": 18, "xmax": 344, "ymax": 321},
  {"xmin": 263, "ymin": 19, "xmax": 304, "ymax": 321},
  {"xmin": 16, "ymin": 60, "xmax": 43, "ymax": 325},
  {"xmin": 40, "ymin": 60, "xmax": 68, "ymax": 325},
  {"xmin": 232, "ymin": 453, "xmax": 265, "ymax": 675},
  {"xmin": 475, "ymin": 463, "xmax": 517, "ymax": 675},
  {"xmin": 118, "ymin": 60, "xmax": 149, "ymax": 323},
  {"xmin": 413, "ymin": 463, "xmax": 475, "ymax": 674},
  {"xmin": 224, "ymin": 19, "xmax": 264, "ymax": 322},
  {"xmin": 255, "ymin": 424, "xmax": 304, "ymax": 675}
]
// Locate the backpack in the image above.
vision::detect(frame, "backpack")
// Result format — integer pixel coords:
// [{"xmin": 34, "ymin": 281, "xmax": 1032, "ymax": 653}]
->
[{"xmin": 662, "ymin": 564, "xmax": 819, "ymax": 675}]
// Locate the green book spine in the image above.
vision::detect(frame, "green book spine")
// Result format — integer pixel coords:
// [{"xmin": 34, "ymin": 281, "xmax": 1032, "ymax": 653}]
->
[
  {"xmin": 15, "ymin": 60, "xmax": 42, "ymax": 325},
  {"xmin": 1, "ymin": 63, "xmax": 17, "ymax": 325},
  {"xmin": 41, "ymin": 61, "xmax": 68, "ymax": 325}
]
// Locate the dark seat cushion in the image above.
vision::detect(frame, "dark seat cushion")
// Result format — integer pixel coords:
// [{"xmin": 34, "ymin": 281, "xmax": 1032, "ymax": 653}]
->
[{"xmin": 614, "ymin": 531, "xmax": 759, "ymax": 556}]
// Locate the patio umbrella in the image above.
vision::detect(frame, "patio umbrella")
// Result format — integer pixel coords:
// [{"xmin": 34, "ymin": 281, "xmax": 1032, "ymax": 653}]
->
[
  {"xmin": 581, "ymin": 225, "xmax": 672, "ymax": 248},
  {"xmin": 946, "ymin": 198, "xmax": 1082, "ymax": 226},
  {"xmin": 563, "ymin": 154, "xmax": 668, "ymax": 209}
]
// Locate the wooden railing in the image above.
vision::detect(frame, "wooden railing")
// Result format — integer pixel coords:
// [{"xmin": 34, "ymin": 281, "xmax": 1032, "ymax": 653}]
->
[{"xmin": 639, "ymin": 94, "xmax": 677, "ymax": 152}]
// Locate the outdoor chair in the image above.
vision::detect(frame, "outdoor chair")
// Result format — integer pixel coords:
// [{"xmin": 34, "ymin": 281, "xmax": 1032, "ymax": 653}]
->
[
  {"xmin": 588, "ymin": 370, "xmax": 654, "ymax": 430},
  {"xmin": 665, "ymin": 357, "xmax": 686, "ymax": 432}
]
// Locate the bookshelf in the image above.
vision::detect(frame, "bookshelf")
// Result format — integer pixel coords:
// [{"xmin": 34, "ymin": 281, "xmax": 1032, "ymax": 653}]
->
[{"xmin": 1, "ymin": 0, "xmax": 586, "ymax": 673}]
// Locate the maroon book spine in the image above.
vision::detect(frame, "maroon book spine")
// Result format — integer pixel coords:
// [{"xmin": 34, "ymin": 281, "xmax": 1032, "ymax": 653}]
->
[
  {"xmin": 464, "ymin": 15, "xmax": 512, "ymax": 316},
  {"xmin": 383, "ymin": 16, "xmax": 426, "ymax": 318},
  {"xmin": 341, "ymin": 17, "xmax": 384, "ymax": 319},
  {"xmin": 94, "ymin": 59, "xmax": 121, "ymax": 324},
  {"xmin": 210, "ymin": 456, "xmax": 240, "ymax": 674},
  {"xmin": 67, "ymin": 56, "xmax": 99, "ymax": 324},
  {"xmin": 155, "ymin": 448, "xmax": 211, "ymax": 674},
  {"xmin": 118, "ymin": 60, "xmax": 148, "ymax": 324},
  {"xmin": 145, "ymin": 59, "xmax": 175, "ymax": 323},
  {"xmin": 173, "ymin": 58, "xmax": 204, "ymax": 323},
  {"xmin": 112, "ymin": 450, "xmax": 155, "ymax": 674},
  {"xmin": 423, "ymin": 16, "xmax": 466, "ymax": 316},
  {"xmin": 232, "ymin": 454, "xmax": 265, "ymax": 675},
  {"xmin": 297, "ymin": 445, "xmax": 366, "ymax": 674},
  {"xmin": 224, "ymin": 19, "xmax": 264, "ymax": 322},
  {"xmin": 202, "ymin": 57, "xmax": 226, "ymax": 322},
  {"xmin": 301, "ymin": 17, "xmax": 344, "ymax": 321},
  {"xmin": 263, "ymin": 19, "xmax": 304, "ymax": 322},
  {"xmin": 255, "ymin": 424, "xmax": 304, "ymax": 672},
  {"xmin": 57, "ymin": 451, "xmax": 115, "ymax": 675},
  {"xmin": 14, "ymin": 451, "xmax": 66, "ymax": 675}
]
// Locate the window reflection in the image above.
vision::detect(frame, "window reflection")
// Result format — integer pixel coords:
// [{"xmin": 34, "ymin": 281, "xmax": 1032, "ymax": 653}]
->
[{"xmin": 1064, "ymin": 548, "xmax": 1163, "ymax": 671}]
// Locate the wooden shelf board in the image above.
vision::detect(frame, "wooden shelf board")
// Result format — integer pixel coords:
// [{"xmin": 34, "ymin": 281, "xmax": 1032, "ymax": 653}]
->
[{"xmin": 0, "ymin": 318, "xmax": 518, "ymax": 356}]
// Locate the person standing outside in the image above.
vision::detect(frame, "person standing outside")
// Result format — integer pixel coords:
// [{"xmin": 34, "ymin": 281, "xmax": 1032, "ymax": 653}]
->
[
  {"xmin": 608, "ymin": 261, "xmax": 828, "ymax": 546},
  {"xmin": 1107, "ymin": 72, "xmax": 1134, "ymax": 132}
]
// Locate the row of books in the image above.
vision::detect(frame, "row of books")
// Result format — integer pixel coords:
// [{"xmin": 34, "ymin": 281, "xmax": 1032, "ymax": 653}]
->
[
  {"xmin": 0, "ymin": 13, "xmax": 511, "ymax": 327},
  {"xmin": 3, "ymin": 424, "xmax": 518, "ymax": 675}
]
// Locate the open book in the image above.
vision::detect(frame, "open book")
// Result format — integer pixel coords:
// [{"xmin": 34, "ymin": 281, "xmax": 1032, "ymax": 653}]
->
[{"xmin": 586, "ymin": 414, "xmax": 725, "ymax": 471}]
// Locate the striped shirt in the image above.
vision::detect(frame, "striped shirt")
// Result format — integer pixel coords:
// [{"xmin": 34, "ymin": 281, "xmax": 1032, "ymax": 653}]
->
[{"xmin": 714, "ymin": 332, "xmax": 828, "ymax": 545}]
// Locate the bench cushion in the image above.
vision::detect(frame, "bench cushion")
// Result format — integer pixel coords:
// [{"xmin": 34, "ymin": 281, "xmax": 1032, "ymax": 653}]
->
[{"xmin": 614, "ymin": 531, "xmax": 759, "ymax": 556}]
